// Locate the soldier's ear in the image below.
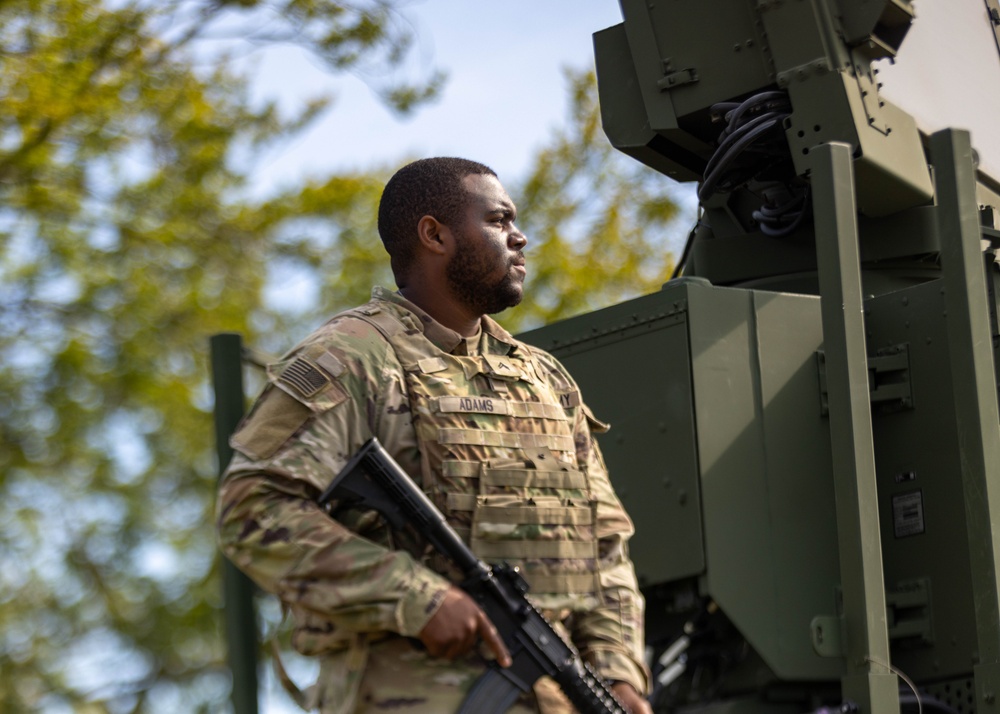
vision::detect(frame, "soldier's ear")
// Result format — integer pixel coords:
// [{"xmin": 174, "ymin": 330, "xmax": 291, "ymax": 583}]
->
[{"xmin": 416, "ymin": 215, "xmax": 449, "ymax": 256}]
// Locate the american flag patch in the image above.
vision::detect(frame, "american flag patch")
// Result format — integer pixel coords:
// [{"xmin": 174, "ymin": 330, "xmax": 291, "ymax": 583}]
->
[{"xmin": 278, "ymin": 357, "xmax": 329, "ymax": 398}]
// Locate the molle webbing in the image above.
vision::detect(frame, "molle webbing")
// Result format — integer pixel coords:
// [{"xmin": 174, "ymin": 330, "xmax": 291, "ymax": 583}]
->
[
  {"xmin": 441, "ymin": 460, "xmax": 587, "ymax": 490},
  {"xmin": 446, "ymin": 493, "xmax": 478, "ymax": 511},
  {"xmin": 436, "ymin": 428, "xmax": 575, "ymax": 452},
  {"xmin": 446, "ymin": 487, "xmax": 592, "ymax": 514},
  {"xmin": 471, "ymin": 540, "xmax": 597, "ymax": 559},
  {"xmin": 527, "ymin": 573, "xmax": 599, "ymax": 593},
  {"xmin": 483, "ymin": 469, "xmax": 587, "ymax": 490},
  {"xmin": 472, "ymin": 503, "xmax": 593, "ymax": 525}
]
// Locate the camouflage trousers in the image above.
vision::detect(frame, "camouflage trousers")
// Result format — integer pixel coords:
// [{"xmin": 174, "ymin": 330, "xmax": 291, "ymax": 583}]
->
[{"xmin": 312, "ymin": 636, "xmax": 573, "ymax": 714}]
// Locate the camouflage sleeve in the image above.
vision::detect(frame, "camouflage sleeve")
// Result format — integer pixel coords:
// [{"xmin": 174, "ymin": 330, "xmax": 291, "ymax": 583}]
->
[
  {"xmin": 216, "ymin": 314, "xmax": 452, "ymax": 639},
  {"xmin": 533, "ymin": 349, "xmax": 652, "ymax": 695}
]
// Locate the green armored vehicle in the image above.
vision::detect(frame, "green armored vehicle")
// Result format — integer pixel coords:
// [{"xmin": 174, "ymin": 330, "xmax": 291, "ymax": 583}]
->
[{"xmin": 522, "ymin": 2, "xmax": 1000, "ymax": 714}]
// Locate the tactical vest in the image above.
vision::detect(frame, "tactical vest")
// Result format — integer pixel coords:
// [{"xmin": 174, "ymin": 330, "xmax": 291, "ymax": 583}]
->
[{"xmin": 348, "ymin": 302, "xmax": 602, "ymax": 608}]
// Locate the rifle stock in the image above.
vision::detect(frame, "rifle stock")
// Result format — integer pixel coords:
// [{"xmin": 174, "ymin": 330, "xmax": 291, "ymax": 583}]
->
[{"xmin": 319, "ymin": 437, "xmax": 629, "ymax": 714}]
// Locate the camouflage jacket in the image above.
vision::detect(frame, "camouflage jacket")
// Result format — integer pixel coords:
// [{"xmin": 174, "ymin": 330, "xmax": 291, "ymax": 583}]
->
[{"xmin": 216, "ymin": 287, "xmax": 649, "ymax": 695}]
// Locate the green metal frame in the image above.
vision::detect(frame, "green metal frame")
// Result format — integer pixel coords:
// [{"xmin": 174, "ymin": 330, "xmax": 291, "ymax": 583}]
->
[
  {"xmin": 931, "ymin": 129, "xmax": 1000, "ymax": 714},
  {"xmin": 210, "ymin": 333, "xmax": 259, "ymax": 714},
  {"xmin": 810, "ymin": 142, "xmax": 898, "ymax": 714}
]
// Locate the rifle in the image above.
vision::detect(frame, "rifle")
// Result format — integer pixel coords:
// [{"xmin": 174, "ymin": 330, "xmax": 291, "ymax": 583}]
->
[{"xmin": 318, "ymin": 437, "xmax": 629, "ymax": 714}]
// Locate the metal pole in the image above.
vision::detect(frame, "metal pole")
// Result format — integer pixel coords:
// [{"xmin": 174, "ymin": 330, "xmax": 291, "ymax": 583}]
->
[
  {"xmin": 210, "ymin": 333, "xmax": 259, "ymax": 714},
  {"xmin": 811, "ymin": 142, "xmax": 899, "ymax": 714},
  {"xmin": 930, "ymin": 128, "xmax": 1000, "ymax": 714}
]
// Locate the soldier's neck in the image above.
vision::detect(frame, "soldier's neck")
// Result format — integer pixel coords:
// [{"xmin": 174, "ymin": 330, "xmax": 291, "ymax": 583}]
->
[{"xmin": 398, "ymin": 285, "xmax": 481, "ymax": 337}]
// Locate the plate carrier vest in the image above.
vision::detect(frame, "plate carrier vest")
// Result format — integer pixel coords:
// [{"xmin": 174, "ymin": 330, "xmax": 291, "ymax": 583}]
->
[{"xmin": 347, "ymin": 302, "xmax": 602, "ymax": 605}]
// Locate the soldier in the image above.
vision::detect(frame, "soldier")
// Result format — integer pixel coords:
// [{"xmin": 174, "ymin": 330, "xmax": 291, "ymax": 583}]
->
[{"xmin": 216, "ymin": 157, "xmax": 652, "ymax": 714}]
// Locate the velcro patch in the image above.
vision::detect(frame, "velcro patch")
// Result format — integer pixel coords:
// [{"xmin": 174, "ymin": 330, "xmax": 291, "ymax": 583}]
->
[
  {"xmin": 483, "ymin": 354, "xmax": 523, "ymax": 381},
  {"xmin": 315, "ymin": 351, "xmax": 345, "ymax": 378},
  {"xmin": 435, "ymin": 395, "xmax": 509, "ymax": 415},
  {"xmin": 556, "ymin": 390, "xmax": 581, "ymax": 410},
  {"xmin": 433, "ymin": 396, "xmax": 565, "ymax": 420},
  {"xmin": 418, "ymin": 357, "xmax": 448, "ymax": 374}
]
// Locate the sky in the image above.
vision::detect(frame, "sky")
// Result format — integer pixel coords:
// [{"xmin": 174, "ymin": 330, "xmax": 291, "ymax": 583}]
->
[{"xmin": 242, "ymin": 1, "xmax": 636, "ymax": 195}]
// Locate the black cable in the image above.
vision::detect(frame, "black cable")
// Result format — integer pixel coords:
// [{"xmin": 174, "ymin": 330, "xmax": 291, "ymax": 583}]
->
[
  {"xmin": 699, "ymin": 91, "xmax": 792, "ymax": 203},
  {"xmin": 752, "ymin": 185, "xmax": 811, "ymax": 237},
  {"xmin": 670, "ymin": 214, "xmax": 703, "ymax": 279},
  {"xmin": 699, "ymin": 114, "xmax": 784, "ymax": 201},
  {"xmin": 717, "ymin": 91, "xmax": 789, "ymax": 141},
  {"xmin": 898, "ymin": 692, "xmax": 960, "ymax": 714},
  {"xmin": 702, "ymin": 110, "xmax": 782, "ymax": 182}
]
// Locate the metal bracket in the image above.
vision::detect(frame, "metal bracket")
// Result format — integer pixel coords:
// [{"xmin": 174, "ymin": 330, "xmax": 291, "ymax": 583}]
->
[
  {"xmin": 658, "ymin": 67, "xmax": 699, "ymax": 91},
  {"xmin": 775, "ymin": 58, "xmax": 832, "ymax": 88},
  {"xmin": 817, "ymin": 343, "xmax": 913, "ymax": 415},
  {"xmin": 868, "ymin": 343, "xmax": 913, "ymax": 410},
  {"xmin": 813, "ymin": 578, "xmax": 932, "ymax": 659},
  {"xmin": 887, "ymin": 577, "xmax": 933, "ymax": 645},
  {"xmin": 811, "ymin": 614, "xmax": 845, "ymax": 657},
  {"xmin": 851, "ymin": 51, "xmax": 890, "ymax": 135}
]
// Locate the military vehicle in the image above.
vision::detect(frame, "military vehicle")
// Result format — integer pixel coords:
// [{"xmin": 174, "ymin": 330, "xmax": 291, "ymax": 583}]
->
[{"xmin": 518, "ymin": 1, "xmax": 1000, "ymax": 713}]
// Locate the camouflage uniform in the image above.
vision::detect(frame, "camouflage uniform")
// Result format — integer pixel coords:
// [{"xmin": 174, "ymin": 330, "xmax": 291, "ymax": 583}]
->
[{"xmin": 217, "ymin": 287, "xmax": 649, "ymax": 713}]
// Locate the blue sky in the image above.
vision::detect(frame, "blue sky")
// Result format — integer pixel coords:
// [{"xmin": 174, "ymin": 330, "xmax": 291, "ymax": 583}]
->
[{"xmin": 243, "ymin": 1, "xmax": 629, "ymax": 195}]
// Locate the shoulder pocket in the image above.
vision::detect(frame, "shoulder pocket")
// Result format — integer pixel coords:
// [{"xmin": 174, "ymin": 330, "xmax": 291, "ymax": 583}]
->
[
  {"xmin": 582, "ymin": 403, "xmax": 610, "ymax": 434},
  {"xmin": 231, "ymin": 347, "xmax": 350, "ymax": 461},
  {"xmin": 230, "ymin": 386, "xmax": 315, "ymax": 461}
]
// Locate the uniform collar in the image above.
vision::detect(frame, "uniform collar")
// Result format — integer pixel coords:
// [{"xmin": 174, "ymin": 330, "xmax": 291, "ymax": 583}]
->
[{"xmin": 371, "ymin": 286, "xmax": 519, "ymax": 356}]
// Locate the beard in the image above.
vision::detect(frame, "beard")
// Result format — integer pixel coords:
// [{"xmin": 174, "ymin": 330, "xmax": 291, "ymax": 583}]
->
[{"xmin": 445, "ymin": 245, "xmax": 525, "ymax": 316}]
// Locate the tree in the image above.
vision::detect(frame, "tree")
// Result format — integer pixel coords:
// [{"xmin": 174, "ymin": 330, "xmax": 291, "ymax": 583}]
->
[
  {"xmin": 0, "ymin": 4, "xmax": 687, "ymax": 712},
  {"xmin": 0, "ymin": 1, "xmax": 435, "ymax": 711},
  {"xmin": 508, "ymin": 68, "xmax": 689, "ymax": 332}
]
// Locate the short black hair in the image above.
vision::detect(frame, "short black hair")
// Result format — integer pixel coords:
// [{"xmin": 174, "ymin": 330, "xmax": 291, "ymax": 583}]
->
[{"xmin": 378, "ymin": 157, "xmax": 496, "ymax": 283}]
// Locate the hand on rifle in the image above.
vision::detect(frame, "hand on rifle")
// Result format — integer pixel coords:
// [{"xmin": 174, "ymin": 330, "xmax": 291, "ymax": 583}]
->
[
  {"xmin": 611, "ymin": 682, "xmax": 653, "ymax": 714},
  {"xmin": 418, "ymin": 586, "xmax": 512, "ymax": 667}
]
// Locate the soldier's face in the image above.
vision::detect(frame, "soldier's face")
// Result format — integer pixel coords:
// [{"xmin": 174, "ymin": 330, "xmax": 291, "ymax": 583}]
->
[{"xmin": 445, "ymin": 174, "xmax": 528, "ymax": 316}]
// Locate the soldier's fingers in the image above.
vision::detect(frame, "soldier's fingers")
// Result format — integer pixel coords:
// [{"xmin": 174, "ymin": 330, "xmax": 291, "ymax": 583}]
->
[
  {"xmin": 477, "ymin": 611, "xmax": 511, "ymax": 668},
  {"xmin": 441, "ymin": 626, "xmax": 476, "ymax": 660}
]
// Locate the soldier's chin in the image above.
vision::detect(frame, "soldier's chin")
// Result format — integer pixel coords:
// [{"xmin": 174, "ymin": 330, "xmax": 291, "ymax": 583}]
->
[{"xmin": 486, "ymin": 287, "xmax": 523, "ymax": 315}]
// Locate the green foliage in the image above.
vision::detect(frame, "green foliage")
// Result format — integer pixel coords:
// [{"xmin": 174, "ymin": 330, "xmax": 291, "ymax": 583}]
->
[
  {"xmin": 0, "ymin": 0, "xmax": 426, "ymax": 711},
  {"xmin": 506, "ymin": 67, "xmax": 686, "ymax": 332},
  {"xmin": 0, "ymin": 4, "xmax": 685, "ymax": 712}
]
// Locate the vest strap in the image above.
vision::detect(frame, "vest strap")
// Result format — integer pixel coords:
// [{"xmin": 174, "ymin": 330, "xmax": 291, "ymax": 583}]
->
[
  {"xmin": 446, "ymin": 493, "xmax": 477, "ymax": 511},
  {"xmin": 473, "ymin": 504, "xmax": 594, "ymax": 525},
  {"xmin": 471, "ymin": 539, "xmax": 597, "ymax": 559},
  {"xmin": 525, "ymin": 572, "xmax": 601, "ymax": 594},
  {"xmin": 437, "ymin": 428, "xmax": 575, "ymax": 452},
  {"xmin": 483, "ymin": 468, "xmax": 587, "ymax": 490},
  {"xmin": 442, "ymin": 460, "xmax": 481, "ymax": 478},
  {"xmin": 343, "ymin": 304, "xmax": 405, "ymax": 339}
]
